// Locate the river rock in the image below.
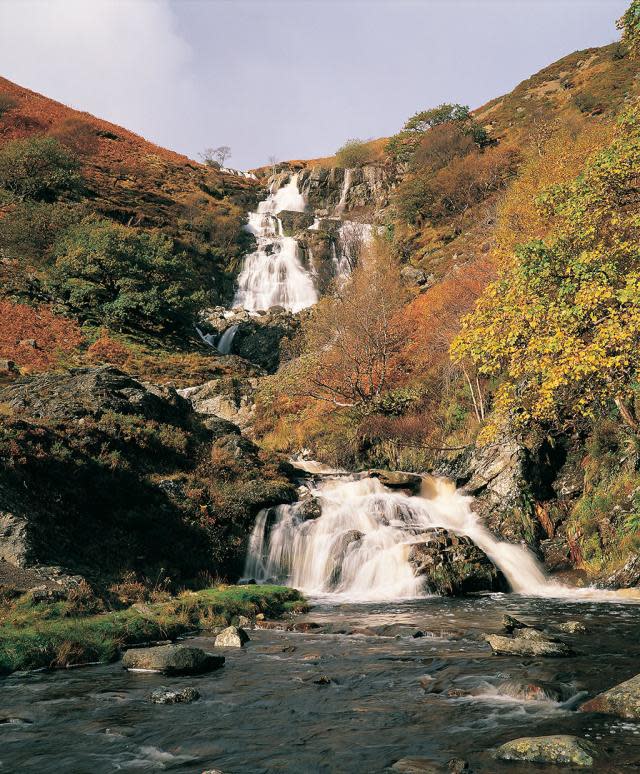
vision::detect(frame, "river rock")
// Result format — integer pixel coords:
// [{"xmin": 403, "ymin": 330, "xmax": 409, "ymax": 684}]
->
[
  {"xmin": 150, "ymin": 686, "xmax": 200, "ymax": 704},
  {"xmin": 214, "ymin": 625, "xmax": 250, "ymax": 648},
  {"xmin": 408, "ymin": 528, "xmax": 507, "ymax": 596},
  {"xmin": 579, "ymin": 673, "xmax": 640, "ymax": 718},
  {"xmin": 389, "ymin": 758, "xmax": 442, "ymax": 773},
  {"xmin": 369, "ymin": 469, "xmax": 422, "ymax": 493},
  {"xmin": 494, "ymin": 679, "xmax": 566, "ymax": 702},
  {"xmin": 502, "ymin": 614, "xmax": 530, "ymax": 633},
  {"xmin": 494, "ymin": 735, "xmax": 596, "ymax": 767},
  {"xmin": 122, "ymin": 645, "xmax": 224, "ymax": 675},
  {"xmin": 557, "ymin": 620, "xmax": 587, "ymax": 634},
  {"xmin": 486, "ymin": 632, "xmax": 573, "ymax": 657}
]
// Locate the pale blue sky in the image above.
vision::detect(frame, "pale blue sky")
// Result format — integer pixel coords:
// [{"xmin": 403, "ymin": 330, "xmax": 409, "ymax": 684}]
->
[{"xmin": 0, "ymin": 0, "xmax": 629, "ymax": 168}]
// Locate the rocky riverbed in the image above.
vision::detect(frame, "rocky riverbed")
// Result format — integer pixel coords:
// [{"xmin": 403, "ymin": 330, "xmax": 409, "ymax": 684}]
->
[{"xmin": 2, "ymin": 594, "xmax": 640, "ymax": 773}]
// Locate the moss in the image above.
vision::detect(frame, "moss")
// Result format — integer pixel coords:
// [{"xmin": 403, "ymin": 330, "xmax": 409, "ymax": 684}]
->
[{"xmin": 0, "ymin": 584, "xmax": 304, "ymax": 675}]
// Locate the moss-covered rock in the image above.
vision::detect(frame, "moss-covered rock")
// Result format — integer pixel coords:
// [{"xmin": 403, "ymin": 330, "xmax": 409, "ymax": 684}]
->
[{"xmin": 494, "ymin": 735, "xmax": 596, "ymax": 767}]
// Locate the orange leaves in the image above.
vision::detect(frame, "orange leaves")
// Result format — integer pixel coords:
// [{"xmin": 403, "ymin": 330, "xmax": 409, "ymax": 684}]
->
[{"xmin": 0, "ymin": 301, "xmax": 84, "ymax": 371}]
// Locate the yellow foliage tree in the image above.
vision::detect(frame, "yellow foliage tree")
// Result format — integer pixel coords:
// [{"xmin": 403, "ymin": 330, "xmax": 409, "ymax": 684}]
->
[{"xmin": 452, "ymin": 106, "xmax": 640, "ymax": 437}]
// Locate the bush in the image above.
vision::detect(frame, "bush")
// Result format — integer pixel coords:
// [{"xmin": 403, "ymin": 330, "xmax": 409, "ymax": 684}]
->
[
  {"xmin": 335, "ymin": 138, "xmax": 375, "ymax": 168},
  {"xmin": 0, "ymin": 136, "xmax": 81, "ymax": 202},
  {"xmin": 0, "ymin": 92, "xmax": 17, "ymax": 117},
  {"xmin": 49, "ymin": 117, "xmax": 99, "ymax": 157},
  {"xmin": 573, "ymin": 91, "xmax": 604, "ymax": 115}
]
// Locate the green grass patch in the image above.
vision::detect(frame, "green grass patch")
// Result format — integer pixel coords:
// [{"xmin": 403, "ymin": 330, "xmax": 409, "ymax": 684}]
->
[{"xmin": 0, "ymin": 584, "xmax": 305, "ymax": 676}]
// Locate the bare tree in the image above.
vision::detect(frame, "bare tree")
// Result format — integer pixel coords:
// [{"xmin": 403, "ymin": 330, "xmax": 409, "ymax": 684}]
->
[
  {"xmin": 200, "ymin": 145, "xmax": 232, "ymax": 168},
  {"xmin": 268, "ymin": 155, "xmax": 278, "ymax": 175}
]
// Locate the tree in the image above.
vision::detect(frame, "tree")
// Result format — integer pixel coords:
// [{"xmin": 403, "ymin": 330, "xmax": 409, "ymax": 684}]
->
[
  {"xmin": 288, "ymin": 241, "xmax": 407, "ymax": 407},
  {"xmin": 200, "ymin": 146, "xmax": 231, "ymax": 168},
  {"xmin": 49, "ymin": 219, "xmax": 208, "ymax": 332},
  {"xmin": 386, "ymin": 103, "xmax": 488, "ymax": 164},
  {"xmin": 335, "ymin": 138, "xmax": 374, "ymax": 168},
  {"xmin": 618, "ymin": 0, "xmax": 640, "ymax": 57},
  {"xmin": 452, "ymin": 106, "xmax": 640, "ymax": 437},
  {"xmin": 0, "ymin": 137, "xmax": 81, "ymax": 203}
]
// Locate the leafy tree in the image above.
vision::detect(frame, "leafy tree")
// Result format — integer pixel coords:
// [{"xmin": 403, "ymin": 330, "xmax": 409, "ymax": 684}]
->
[
  {"xmin": 284, "ymin": 241, "xmax": 407, "ymax": 407},
  {"xmin": 49, "ymin": 219, "xmax": 208, "ymax": 332},
  {"xmin": 452, "ymin": 106, "xmax": 640, "ymax": 437},
  {"xmin": 618, "ymin": 0, "xmax": 640, "ymax": 57},
  {"xmin": 335, "ymin": 138, "xmax": 374, "ymax": 168},
  {"xmin": 386, "ymin": 103, "xmax": 488, "ymax": 164},
  {"xmin": 0, "ymin": 137, "xmax": 81, "ymax": 202}
]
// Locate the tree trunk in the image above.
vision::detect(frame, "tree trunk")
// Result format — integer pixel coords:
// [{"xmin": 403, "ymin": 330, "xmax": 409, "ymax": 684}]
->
[{"xmin": 614, "ymin": 396, "xmax": 640, "ymax": 433}]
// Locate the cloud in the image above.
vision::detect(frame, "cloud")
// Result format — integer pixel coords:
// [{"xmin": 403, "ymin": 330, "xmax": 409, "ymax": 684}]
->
[{"xmin": 0, "ymin": 0, "xmax": 195, "ymax": 152}]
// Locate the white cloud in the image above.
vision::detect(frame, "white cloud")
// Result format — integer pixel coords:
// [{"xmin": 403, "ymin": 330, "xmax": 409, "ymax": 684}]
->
[{"xmin": 0, "ymin": 0, "xmax": 195, "ymax": 153}]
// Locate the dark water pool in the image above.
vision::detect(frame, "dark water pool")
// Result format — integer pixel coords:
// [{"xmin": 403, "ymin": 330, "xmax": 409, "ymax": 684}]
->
[{"xmin": 2, "ymin": 593, "xmax": 640, "ymax": 773}]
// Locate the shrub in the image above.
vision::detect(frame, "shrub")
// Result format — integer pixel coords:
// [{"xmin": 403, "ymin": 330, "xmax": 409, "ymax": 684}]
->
[
  {"xmin": 573, "ymin": 91, "xmax": 604, "ymax": 115},
  {"xmin": 335, "ymin": 138, "xmax": 375, "ymax": 168},
  {"xmin": 86, "ymin": 333, "xmax": 130, "ymax": 366},
  {"xmin": 49, "ymin": 219, "xmax": 208, "ymax": 332},
  {"xmin": 0, "ymin": 136, "xmax": 81, "ymax": 202},
  {"xmin": 0, "ymin": 92, "xmax": 17, "ymax": 117},
  {"xmin": 49, "ymin": 117, "xmax": 99, "ymax": 157}
]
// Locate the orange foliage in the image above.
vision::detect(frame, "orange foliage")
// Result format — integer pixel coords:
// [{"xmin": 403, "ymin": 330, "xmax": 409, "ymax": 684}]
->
[
  {"xmin": 86, "ymin": 333, "xmax": 129, "ymax": 366},
  {"xmin": 394, "ymin": 258, "xmax": 494, "ymax": 380},
  {"xmin": 0, "ymin": 301, "xmax": 84, "ymax": 371}
]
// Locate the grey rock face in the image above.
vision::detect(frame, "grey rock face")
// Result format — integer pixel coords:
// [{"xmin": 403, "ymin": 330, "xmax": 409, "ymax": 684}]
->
[
  {"xmin": 122, "ymin": 645, "xmax": 225, "ymax": 675},
  {"xmin": 408, "ymin": 528, "xmax": 506, "ymax": 595}
]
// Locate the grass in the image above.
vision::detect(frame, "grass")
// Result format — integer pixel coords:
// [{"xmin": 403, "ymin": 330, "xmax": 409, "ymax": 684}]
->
[{"xmin": 0, "ymin": 584, "xmax": 306, "ymax": 676}]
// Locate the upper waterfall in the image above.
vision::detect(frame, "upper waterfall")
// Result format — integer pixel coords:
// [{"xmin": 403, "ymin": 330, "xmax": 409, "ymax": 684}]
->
[{"xmin": 233, "ymin": 174, "xmax": 318, "ymax": 313}]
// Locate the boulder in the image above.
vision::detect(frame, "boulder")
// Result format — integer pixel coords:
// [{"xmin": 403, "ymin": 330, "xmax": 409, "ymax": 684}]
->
[
  {"xmin": 150, "ymin": 686, "xmax": 200, "ymax": 704},
  {"xmin": 214, "ymin": 626, "xmax": 250, "ymax": 648},
  {"xmin": 328, "ymin": 530, "xmax": 363, "ymax": 586},
  {"xmin": 494, "ymin": 679, "xmax": 567, "ymax": 703},
  {"xmin": 408, "ymin": 528, "xmax": 507, "ymax": 596},
  {"xmin": 494, "ymin": 735, "xmax": 596, "ymax": 767},
  {"xmin": 579, "ymin": 673, "xmax": 640, "ymax": 719},
  {"xmin": 389, "ymin": 758, "xmax": 442, "ymax": 773},
  {"xmin": 486, "ymin": 631, "xmax": 573, "ymax": 657},
  {"xmin": 294, "ymin": 497, "xmax": 322, "ymax": 521},
  {"xmin": 400, "ymin": 266, "xmax": 433, "ymax": 288},
  {"xmin": 369, "ymin": 469, "xmax": 422, "ymax": 493},
  {"xmin": 122, "ymin": 645, "xmax": 224, "ymax": 675},
  {"xmin": 502, "ymin": 614, "xmax": 530, "ymax": 633}
]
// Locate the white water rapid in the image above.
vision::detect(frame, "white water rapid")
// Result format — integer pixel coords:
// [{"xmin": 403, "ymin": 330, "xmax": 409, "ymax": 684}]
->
[
  {"xmin": 233, "ymin": 174, "xmax": 318, "ymax": 313},
  {"xmin": 244, "ymin": 470, "xmax": 634, "ymax": 602}
]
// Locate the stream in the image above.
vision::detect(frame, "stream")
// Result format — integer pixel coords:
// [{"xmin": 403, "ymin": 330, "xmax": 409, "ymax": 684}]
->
[{"xmin": 2, "ymin": 596, "xmax": 640, "ymax": 773}]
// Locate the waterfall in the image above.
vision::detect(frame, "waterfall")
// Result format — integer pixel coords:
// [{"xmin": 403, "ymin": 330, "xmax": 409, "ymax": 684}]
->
[
  {"xmin": 233, "ymin": 175, "xmax": 318, "ymax": 313},
  {"xmin": 217, "ymin": 324, "xmax": 239, "ymax": 355},
  {"xmin": 336, "ymin": 168, "xmax": 353, "ymax": 215},
  {"xmin": 243, "ymin": 471, "xmax": 600, "ymax": 602}
]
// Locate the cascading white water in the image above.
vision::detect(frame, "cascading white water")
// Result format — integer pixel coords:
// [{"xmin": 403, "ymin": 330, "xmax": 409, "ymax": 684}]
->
[
  {"xmin": 244, "ymin": 472, "xmax": 551, "ymax": 601},
  {"xmin": 233, "ymin": 175, "xmax": 318, "ymax": 313},
  {"xmin": 336, "ymin": 168, "xmax": 353, "ymax": 215},
  {"xmin": 217, "ymin": 324, "xmax": 239, "ymax": 355}
]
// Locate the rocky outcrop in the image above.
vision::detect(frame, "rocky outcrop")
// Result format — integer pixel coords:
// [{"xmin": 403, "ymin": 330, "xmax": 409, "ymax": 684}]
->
[
  {"xmin": 580, "ymin": 673, "xmax": 640, "ymax": 719},
  {"xmin": 179, "ymin": 376, "xmax": 260, "ymax": 430},
  {"xmin": 297, "ymin": 164, "xmax": 395, "ymax": 219},
  {"xmin": 369, "ymin": 469, "xmax": 423, "ymax": 494},
  {"xmin": 408, "ymin": 528, "xmax": 506, "ymax": 595},
  {"xmin": 494, "ymin": 735, "xmax": 596, "ymax": 767},
  {"xmin": 0, "ymin": 367, "xmax": 296, "ymax": 593},
  {"xmin": 278, "ymin": 209, "xmax": 315, "ymax": 235},
  {"xmin": 122, "ymin": 645, "xmax": 224, "ymax": 675}
]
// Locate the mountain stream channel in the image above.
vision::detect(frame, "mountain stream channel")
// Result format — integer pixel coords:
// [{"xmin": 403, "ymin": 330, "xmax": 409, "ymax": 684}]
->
[{"xmin": 2, "ymin": 464, "xmax": 640, "ymax": 773}]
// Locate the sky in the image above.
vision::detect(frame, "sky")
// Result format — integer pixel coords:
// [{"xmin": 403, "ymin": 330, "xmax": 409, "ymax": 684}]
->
[{"xmin": 0, "ymin": 0, "xmax": 630, "ymax": 169}]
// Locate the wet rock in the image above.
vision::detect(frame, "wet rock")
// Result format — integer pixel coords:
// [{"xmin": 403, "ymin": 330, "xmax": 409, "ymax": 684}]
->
[
  {"xmin": 312, "ymin": 674, "xmax": 331, "ymax": 685},
  {"xmin": 486, "ymin": 632, "xmax": 573, "ymax": 657},
  {"xmin": 294, "ymin": 497, "xmax": 322, "ymax": 521},
  {"xmin": 214, "ymin": 626, "xmax": 250, "ymax": 648},
  {"xmin": 540, "ymin": 536, "xmax": 573, "ymax": 572},
  {"xmin": 122, "ymin": 645, "xmax": 224, "ymax": 675},
  {"xmin": 579, "ymin": 672, "xmax": 640, "ymax": 719},
  {"xmin": 277, "ymin": 209, "xmax": 315, "ymax": 235},
  {"xmin": 150, "ymin": 686, "xmax": 200, "ymax": 704},
  {"xmin": 390, "ymin": 758, "xmax": 442, "ymax": 773},
  {"xmin": 408, "ymin": 528, "xmax": 507, "ymax": 596},
  {"xmin": 494, "ymin": 735, "xmax": 596, "ymax": 767},
  {"xmin": 293, "ymin": 621, "xmax": 322, "ymax": 633},
  {"xmin": 495, "ymin": 679, "xmax": 566, "ymax": 702},
  {"xmin": 369, "ymin": 469, "xmax": 422, "ymax": 493},
  {"xmin": 502, "ymin": 614, "xmax": 530, "ymax": 633},
  {"xmin": 328, "ymin": 529, "xmax": 363, "ymax": 585},
  {"xmin": 600, "ymin": 555, "xmax": 640, "ymax": 589},
  {"xmin": 236, "ymin": 615, "xmax": 253, "ymax": 628},
  {"xmin": 447, "ymin": 760, "xmax": 469, "ymax": 773},
  {"xmin": 557, "ymin": 620, "xmax": 587, "ymax": 634}
]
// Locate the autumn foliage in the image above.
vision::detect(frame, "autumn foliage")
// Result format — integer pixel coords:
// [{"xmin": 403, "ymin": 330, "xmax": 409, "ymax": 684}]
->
[{"xmin": 0, "ymin": 301, "xmax": 84, "ymax": 371}]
